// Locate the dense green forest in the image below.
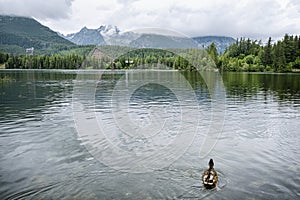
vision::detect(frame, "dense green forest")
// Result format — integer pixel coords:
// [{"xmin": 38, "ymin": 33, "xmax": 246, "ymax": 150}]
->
[
  {"xmin": 1, "ymin": 34, "xmax": 299, "ymax": 72},
  {"xmin": 0, "ymin": 15, "xmax": 75, "ymax": 54},
  {"xmin": 0, "ymin": 52, "xmax": 83, "ymax": 69},
  {"xmin": 216, "ymin": 34, "xmax": 300, "ymax": 72},
  {"xmin": 81, "ymin": 47, "xmax": 216, "ymax": 70},
  {"xmin": 0, "ymin": 46, "xmax": 214, "ymax": 70}
]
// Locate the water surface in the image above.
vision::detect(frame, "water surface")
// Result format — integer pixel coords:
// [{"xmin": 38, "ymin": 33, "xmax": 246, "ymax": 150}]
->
[{"xmin": 0, "ymin": 70, "xmax": 299, "ymax": 199}]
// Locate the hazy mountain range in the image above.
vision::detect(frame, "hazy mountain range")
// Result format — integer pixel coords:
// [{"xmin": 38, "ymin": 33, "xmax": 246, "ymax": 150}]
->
[
  {"xmin": 61, "ymin": 26, "xmax": 235, "ymax": 52},
  {"xmin": 0, "ymin": 15, "xmax": 235, "ymax": 54}
]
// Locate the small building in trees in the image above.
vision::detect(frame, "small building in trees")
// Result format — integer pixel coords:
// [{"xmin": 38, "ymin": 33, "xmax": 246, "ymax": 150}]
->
[{"xmin": 26, "ymin": 47, "xmax": 34, "ymax": 55}]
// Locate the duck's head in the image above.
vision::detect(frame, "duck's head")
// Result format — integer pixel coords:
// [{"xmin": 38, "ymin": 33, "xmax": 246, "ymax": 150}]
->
[{"xmin": 209, "ymin": 159, "xmax": 214, "ymax": 169}]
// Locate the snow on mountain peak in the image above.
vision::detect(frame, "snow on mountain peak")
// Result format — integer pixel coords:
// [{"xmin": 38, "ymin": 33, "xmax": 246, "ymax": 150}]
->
[{"xmin": 97, "ymin": 25, "xmax": 120, "ymax": 37}]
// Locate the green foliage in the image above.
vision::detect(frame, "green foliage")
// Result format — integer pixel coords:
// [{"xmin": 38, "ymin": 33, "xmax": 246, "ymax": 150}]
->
[
  {"xmin": 85, "ymin": 35, "xmax": 298, "ymax": 72},
  {"xmin": 0, "ymin": 45, "xmax": 25, "ymax": 55},
  {"xmin": 0, "ymin": 75, "xmax": 16, "ymax": 84},
  {"xmin": 207, "ymin": 42, "xmax": 218, "ymax": 64},
  {"xmin": 0, "ymin": 52, "xmax": 9, "ymax": 63},
  {"xmin": 58, "ymin": 45, "xmax": 95, "ymax": 56},
  {"xmin": 261, "ymin": 37, "xmax": 273, "ymax": 66},
  {"xmin": 90, "ymin": 47, "xmax": 214, "ymax": 71},
  {"xmin": 0, "ymin": 15, "xmax": 74, "ymax": 54},
  {"xmin": 291, "ymin": 57, "xmax": 300, "ymax": 69},
  {"xmin": 5, "ymin": 54, "xmax": 83, "ymax": 69},
  {"xmin": 1, "ymin": 29, "xmax": 300, "ymax": 73},
  {"xmin": 110, "ymin": 48, "xmax": 179, "ymax": 70},
  {"xmin": 220, "ymin": 34, "xmax": 300, "ymax": 72},
  {"xmin": 273, "ymin": 42, "xmax": 286, "ymax": 72}
]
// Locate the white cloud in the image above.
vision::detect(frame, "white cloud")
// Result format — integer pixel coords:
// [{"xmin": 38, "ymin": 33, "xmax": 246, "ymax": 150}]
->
[
  {"xmin": 0, "ymin": 0, "xmax": 74, "ymax": 20},
  {"xmin": 0, "ymin": 0, "xmax": 299, "ymax": 38}
]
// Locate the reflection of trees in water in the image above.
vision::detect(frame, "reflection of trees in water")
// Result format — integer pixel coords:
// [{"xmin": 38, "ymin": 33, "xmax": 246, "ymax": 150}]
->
[
  {"xmin": 138, "ymin": 71, "xmax": 300, "ymax": 106},
  {"xmin": 1, "ymin": 70, "xmax": 299, "ymax": 119},
  {"xmin": 222, "ymin": 72, "xmax": 300, "ymax": 105},
  {"xmin": 0, "ymin": 71, "xmax": 77, "ymax": 120}
]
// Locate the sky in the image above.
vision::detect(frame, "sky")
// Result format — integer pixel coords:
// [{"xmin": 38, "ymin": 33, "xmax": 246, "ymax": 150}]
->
[{"xmin": 0, "ymin": 0, "xmax": 299, "ymax": 40}]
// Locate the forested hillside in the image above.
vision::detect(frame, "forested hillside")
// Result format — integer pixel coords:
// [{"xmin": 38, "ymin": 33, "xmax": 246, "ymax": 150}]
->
[
  {"xmin": 0, "ymin": 15, "xmax": 74, "ymax": 54},
  {"xmin": 216, "ymin": 34, "xmax": 300, "ymax": 72},
  {"xmin": 0, "ymin": 15, "xmax": 299, "ymax": 73}
]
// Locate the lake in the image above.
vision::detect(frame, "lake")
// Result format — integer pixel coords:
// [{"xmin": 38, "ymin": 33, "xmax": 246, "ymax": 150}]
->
[{"xmin": 0, "ymin": 70, "xmax": 299, "ymax": 199}]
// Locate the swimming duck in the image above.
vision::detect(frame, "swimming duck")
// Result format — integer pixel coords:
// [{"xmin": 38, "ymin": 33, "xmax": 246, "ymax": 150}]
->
[{"xmin": 202, "ymin": 158, "xmax": 218, "ymax": 189}]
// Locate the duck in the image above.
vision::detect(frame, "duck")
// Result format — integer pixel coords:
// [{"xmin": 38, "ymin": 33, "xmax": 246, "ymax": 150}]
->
[{"xmin": 202, "ymin": 158, "xmax": 218, "ymax": 189}]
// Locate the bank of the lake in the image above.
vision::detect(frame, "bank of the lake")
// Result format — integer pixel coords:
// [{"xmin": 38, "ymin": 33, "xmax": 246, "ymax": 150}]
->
[{"xmin": 1, "ymin": 33, "xmax": 300, "ymax": 72}]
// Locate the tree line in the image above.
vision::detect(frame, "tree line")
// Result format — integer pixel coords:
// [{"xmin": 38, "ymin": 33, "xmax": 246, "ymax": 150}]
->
[
  {"xmin": 1, "ymin": 34, "xmax": 300, "ymax": 72},
  {"xmin": 215, "ymin": 34, "xmax": 300, "ymax": 72},
  {"xmin": 112, "ymin": 48, "xmax": 197, "ymax": 70},
  {"xmin": 83, "ymin": 48, "xmax": 213, "ymax": 71},
  {"xmin": 0, "ymin": 53, "xmax": 83, "ymax": 69}
]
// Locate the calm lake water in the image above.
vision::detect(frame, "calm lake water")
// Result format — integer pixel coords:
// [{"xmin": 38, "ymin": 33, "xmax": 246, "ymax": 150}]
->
[{"xmin": 0, "ymin": 70, "xmax": 299, "ymax": 199}]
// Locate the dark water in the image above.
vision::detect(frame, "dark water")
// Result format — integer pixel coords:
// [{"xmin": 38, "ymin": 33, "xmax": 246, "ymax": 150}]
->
[{"xmin": 0, "ymin": 70, "xmax": 299, "ymax": 199}]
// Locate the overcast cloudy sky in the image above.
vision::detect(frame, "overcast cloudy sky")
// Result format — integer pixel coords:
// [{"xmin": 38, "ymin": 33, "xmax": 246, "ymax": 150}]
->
[{"xmin": 0, "ymin": 0, "xmax": 299, "ymax": 39}]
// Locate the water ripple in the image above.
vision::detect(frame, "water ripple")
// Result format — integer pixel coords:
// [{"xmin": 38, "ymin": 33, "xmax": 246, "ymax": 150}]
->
[{"xmin": 0, "ymin": 70, "xmax": 299, "ymax": 199}]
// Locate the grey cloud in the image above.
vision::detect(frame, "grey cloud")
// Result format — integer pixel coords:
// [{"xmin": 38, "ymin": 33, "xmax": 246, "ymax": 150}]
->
[
  {"xmin": 113, "ymin": 0, "xmax": 300, "ymax": 39},
  {"xmin": 288, "ymin": 0, "xmax": 300, "ymax": 12},
  {"xmin": 0, "ymin": 0, "xmax": 74, "ymax": 20},
  {"xmin": 1, "ymin": 0, "xmax": 298, "ymax": 39},
  {"xmin": 116, "ymin": 0, "xmax": 139, "ymax": 4}
]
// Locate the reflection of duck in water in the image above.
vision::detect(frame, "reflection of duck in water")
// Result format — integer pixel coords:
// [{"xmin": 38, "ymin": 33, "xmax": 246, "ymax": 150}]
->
[{"xmin": 202, "ymin": 159, "xmax": 218, "ymax": 189}]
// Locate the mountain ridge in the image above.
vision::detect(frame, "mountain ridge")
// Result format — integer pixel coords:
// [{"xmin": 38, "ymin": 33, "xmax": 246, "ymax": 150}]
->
[
  {"xmin": 62, "ymin": 26, "xmax": 236, "ymax": 52},
  {"xmin": 64, "ymin": 26, "xmax": 105, "ymax": 45},
  {"xmin": 0, "ymin": 15, "xmax": 74, "ymax": 54},
  {"xmin": 0, "ymin": 15, "xmax": 235, "ymax": 54}
]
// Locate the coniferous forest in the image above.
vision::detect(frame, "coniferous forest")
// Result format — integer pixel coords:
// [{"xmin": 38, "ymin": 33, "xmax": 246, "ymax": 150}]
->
[
  {"xmin": 0, "ymin": 53, "xmax": 83, "ymax": 69},
  {"xmin": 216, "ymin": 34, "xmax": 300, "ymax": 72},
  {"xmin": 0, "ymin": 34, "xmax": 300, "ymax": 72}
]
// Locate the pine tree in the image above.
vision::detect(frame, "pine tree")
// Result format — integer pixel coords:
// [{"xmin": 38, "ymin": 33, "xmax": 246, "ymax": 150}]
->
[
  {"xmin": 208, "ymin": 42, "xmax": 218, "ymax": 65},
  {"xmin": 296, "ymin": 35, "xmax": 300, "ymax": 57},
  {"xmin": 273, "ymin": 42, "xmax": 286, "ymax": 72},
  {"xmin": 262, "ymin": 37, "xmax": 273, "ymax": 66},
  {"xmin": 246, "ymin": 38, "xmax": 251, "ymax": 55},
  {"xmin": 283, "ymin": 34, "xmax": 295, "ymax": 63}
]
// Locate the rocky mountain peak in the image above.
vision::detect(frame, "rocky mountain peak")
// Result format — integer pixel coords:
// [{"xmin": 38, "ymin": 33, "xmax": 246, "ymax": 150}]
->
[{"xmin": 97, "ymin": 25, "xmax": 120, "ymax": 37}]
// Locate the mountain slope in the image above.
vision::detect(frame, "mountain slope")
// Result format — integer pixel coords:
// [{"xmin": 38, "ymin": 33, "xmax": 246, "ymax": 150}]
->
[
  {"xmin": 193, "ymin": 36, "xmax": 236, "ymax": 53},
  {"xmin": 129, "ymin": 34, "xmax": 198, "ymax": 48},
  {"xmin": 97, "ymin": 25, "xmax": 120, "ymax": 40},
  {"xmin": 65, "ymin": 27, "xmax": 105, "ymax": 45},
  {"xmin": 64, "ymin": 25, "xmax": 235, "ymax": 51},
  {"xmin": 0, "ymin": 15, "xmax": 74, "ymax": 54}
]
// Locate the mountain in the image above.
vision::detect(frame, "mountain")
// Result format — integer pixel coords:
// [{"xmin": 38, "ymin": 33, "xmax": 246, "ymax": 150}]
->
[
  {"xmin": 65, "ymin": 27, "xmax": 105, "ymax": 45},
  {"xmin": 95, "ymin": 25, "xmax": 141, "ymax": 46},
  {"xmin": 97, "ymin": 25, "xmax": 120, "ymax": 40},
  {"xmin": 0, "ymin": 16, "xmax": 236, "ymax": 55},
  {"xmin": 63, "ymin": 25, "xmax": 138, "ymax": 46},
  {"xmin": 193, "ymin": 36, "xmax": 236, "ymax": 53},
  {"xmin": 0, "ymin": 15, "xmax": 74, "ymax": 54},
  {"xmin": 64, "ymin": 25, "xmax": 235, "ymax": 51},
  {"xmin": 103, "ymin": 31, "xmax": 140, "ymax": 46},
  {"xmin": 129, "ymin": 33, "xmax": 198, "ymax": 48}
]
